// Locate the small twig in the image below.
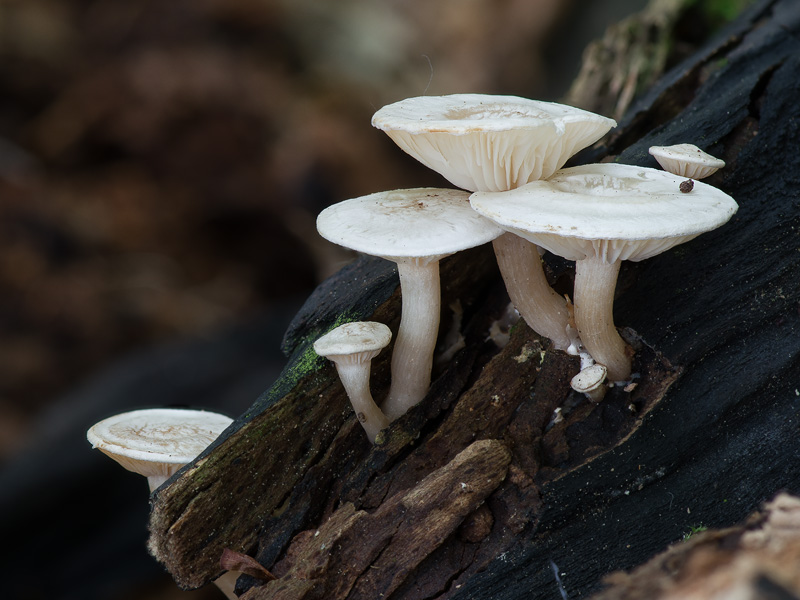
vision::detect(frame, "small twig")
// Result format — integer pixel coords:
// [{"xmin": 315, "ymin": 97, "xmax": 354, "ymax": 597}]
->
[{"xmin": 220, "ymin": 548, "xmax": 276, "ymax": 582}]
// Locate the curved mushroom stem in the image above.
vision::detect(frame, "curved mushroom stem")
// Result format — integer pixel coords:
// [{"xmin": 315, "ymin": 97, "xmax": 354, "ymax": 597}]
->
[
  {"xmin": 573, "ymin": 254, "xmax": 632, "ymax": 381},
  {"xmin": 492, "ymin": 232, "xmax": 572, "ymax": 350},
  {"xmin": 382, "ymin": 256, "xmax": 441, "ymax": 421},
  {"xmin": 331, "ymin": 358, "xmax": 390, "ymax": 442}
]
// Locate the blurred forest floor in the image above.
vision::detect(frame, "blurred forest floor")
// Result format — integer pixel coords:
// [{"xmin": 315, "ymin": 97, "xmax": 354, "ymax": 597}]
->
[{"xmin": 0, "ymin": 0, "xmax": 666, "ymax": 463}]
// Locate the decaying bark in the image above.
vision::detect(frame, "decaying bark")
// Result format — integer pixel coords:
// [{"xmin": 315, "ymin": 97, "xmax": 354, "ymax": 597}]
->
[
  {"xmin": 591, "ymin": 493, "xmax": 800, "ymax": 599},
  {"xmin": 148, "ymin": 1, "xmax": 800, "ymax": 598}
]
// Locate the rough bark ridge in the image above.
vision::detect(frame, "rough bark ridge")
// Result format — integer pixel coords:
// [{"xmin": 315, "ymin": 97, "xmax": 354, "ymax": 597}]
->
[{"xmin": 148, "ymin": 1, "xmax": 800, "ymax": 598}]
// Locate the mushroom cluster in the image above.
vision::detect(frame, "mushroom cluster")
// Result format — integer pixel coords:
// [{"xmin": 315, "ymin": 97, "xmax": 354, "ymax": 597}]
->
[
  {"xmin": 313, "ymin": 93, "xmax": 737, "ymax": 428},
  {"xmin": 372, "ymin": 94, "xmax": 617, "ymax": 351},
  {"xmin": 315, "ymin": 187, "xmax": 501, "ymax": 423},
  {"xmin": 83, "ymin": 94, "xmax": 739, "ymax": 600},
  {"xmin": 313, "ymin": 94, "xmax": 618, "ymax": 437},
  {"xmin": 470, "ymin": 163, "xmax": 738, "ymax": 381}
]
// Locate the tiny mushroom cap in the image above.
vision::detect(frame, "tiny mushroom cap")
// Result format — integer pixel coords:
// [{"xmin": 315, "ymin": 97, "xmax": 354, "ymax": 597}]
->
[
  {"xmin": 470, "ymin": 162, "xmax": 738, "ymax": 381},
  {"xmin": 314, "ymin": 321, "xmax": 392, "ymax": 443},
  {"xmin": 372, "ymin": 94, "xmax": 617, "ymax": 193},
  {"xmin": 87, "ymin": 408, "xmax": 233, "ymax": 492},
  {"xmin": 649, "ymin": 144, "xmax": 725, "ymax": 180},
  {"xmin": 317, "ymin": 188, "xmax": 502, "ymax": 421},
  {"xmin": 314, "ymin": 321, "xmax": 392, "ymax": 358},
  {"xmin": 571, "ymin": 363, "xmax": 608, "ymax": 403}
]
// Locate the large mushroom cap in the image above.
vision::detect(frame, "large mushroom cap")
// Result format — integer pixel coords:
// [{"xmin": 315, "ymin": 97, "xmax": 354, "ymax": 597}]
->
[
  {"xmin": 87, "ymin": 408, "xmax": 233, "ymax": 478},
  {"xmin": 372, "ymin": 94, "xmax": 616, "ymax": 192},
  {"xmin": 316, "ymin": 187, "xmax": 502, "ymax": 261},
  {"xmin": 314, "ymin": 321, "xmax": 392, "ymax": 360},
  {"xmin": 470, "ymin": 163, "xmax": 738, "ymax": 263},
  {"xmin": 649, "ymin": 143, "xmax": 725, "ymax": 179}
]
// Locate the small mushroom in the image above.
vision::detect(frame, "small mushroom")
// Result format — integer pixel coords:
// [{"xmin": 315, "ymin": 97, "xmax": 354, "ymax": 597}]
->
[
  {"xmin": 470, "ymin": 163, "xmax": 738, "ymax": 381},
  {"xmin": 87, "ymin": 408, "xmax": 238, "ymax": 599},
  {"xmin": 313, "ymin": 321, "xmax": 392, "ymax": 442},
  {"xmin": 87, "ymin": 407, "xmax": 233, "ymax": 492},
  {"xmin": 571, "ymin": 363, "xmax": 608, "ymax": 403},
  {"xmin": 649, "ymin": 144, "xmax": 725, "ymax": 180},
  {"xmin": 316, "ymin": 188, "xmax": 502, "ymax": 420},
  {"xmin": 372, "ymin": 94, "xmax": 616, "ymax": 351}
]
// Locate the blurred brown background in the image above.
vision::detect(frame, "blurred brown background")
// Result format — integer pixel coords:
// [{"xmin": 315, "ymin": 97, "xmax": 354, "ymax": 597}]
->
[{"xmin": 2, "ymin": 0, "xmax": 751, "ymax": 598}]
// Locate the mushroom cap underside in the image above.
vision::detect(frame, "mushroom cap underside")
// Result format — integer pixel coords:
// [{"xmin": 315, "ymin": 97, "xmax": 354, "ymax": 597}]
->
[
  {"xmin": 371, "ymin": 94, "xmax": 616, "ymax": 191},
  {"xmin": 316, "ymin": 188, "xmax": 502, "ymax": 260},
  {"xmin": 649, "ymin": 143, "xmax": 725, "ymax": 179},
  {"xmin": 469, "ymin": 163, "xmax": 738, "ymax": 262},
  {"xmin": 314, "ymin": 321, "xmax": 392, "ymax": 358},
  {"xmin": 87, "ymin": 408, "xmax": 233, "ymax": 472}
]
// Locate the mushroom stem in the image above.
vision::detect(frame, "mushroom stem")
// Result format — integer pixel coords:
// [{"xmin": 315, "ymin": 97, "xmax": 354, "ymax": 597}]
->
[
  {"xmin": 147, "ymin": 473, "xmax": 173, "ymax": 493},
  {"xmin": 573, "ymin": 254, "xmax": 631, "ymax": 381},
  {"xmin": 492, "ymin": 232, "xmax": 572, "ymax": 350},
  {"xmin": 382, "ymin": 257, "xmax": 441, "ymax": 421},
  {"xmin": 331, "ymin": 358, "xmax": 390, "ymax": 442}
]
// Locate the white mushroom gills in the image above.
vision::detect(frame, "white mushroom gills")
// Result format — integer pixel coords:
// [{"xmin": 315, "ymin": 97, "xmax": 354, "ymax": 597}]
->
[
  {"xmin": 313, "ymin": 321, "xmax": 392, "ymax": 442},
  {"xmin": 470, "ymin": 162, "xmax": 738, "ymax": 381},
  {"xmin": 649, "ymin": 143, "xmax": 725, "ymax": 180},
  {"xmin": 316, "ymin": 188, "xmax": 502, "ymax": 421},
  {"xmin": 372, "ymin": 94, "xmax": 616, "ymax": 191},
  {"xmin": 372, "ymin": 94, "xmax": 616, "ymax": 350}
]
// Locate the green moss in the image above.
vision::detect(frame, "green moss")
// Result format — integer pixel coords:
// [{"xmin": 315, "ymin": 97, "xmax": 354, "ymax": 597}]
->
[
  {"xmin": 282, "ymin": 311, "xmax": 361, "ymax": 384},
  {"xmin": 682, "ymin": 523, "xmax": 708, "ymax": 541},
  {"xmin": 689, "ymin": 0, "xmax": 756, "ymax": 27}
]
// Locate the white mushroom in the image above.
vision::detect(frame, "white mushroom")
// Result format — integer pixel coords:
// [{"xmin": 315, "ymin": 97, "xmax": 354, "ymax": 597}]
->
[
  {"xmin": 470, "ymin": 163, "xmax": 738, "ymax": 382},
  {"xmin": 87, "ymin": 407, "xmax": 233, "ymax": 492},
  {"xmin": 571, "ymin": 364, "xmax": 608, "ymax": 403},
  {"xmin": 316, "ymin": 188, "xmax": 502, "ymax": 421},
  {"xmin": 87, "ymin": 408, "xmax": 238, "ymax": 599},
  {"xmin": 313, "ymin": 321, "xmax": 392, "ymax": 442},
  {"xmin": 648, "ymin": 143, "xmax": 725, "ymax": 180},
  {"xmin": 372, "ymin": 94, "xmax": 616, "ymax": 192},
  {"xmin": 372, "ymin": 94, "xmax": 616, "ymax": 351}
]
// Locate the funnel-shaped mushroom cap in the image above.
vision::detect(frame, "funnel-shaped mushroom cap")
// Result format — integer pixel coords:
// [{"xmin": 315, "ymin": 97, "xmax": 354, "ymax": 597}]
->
[
  {"xmin": 87, "ymin": 408, "xmax": 233, "ymax": 480},
  {"xmin": 470, "ymin": 163, "xmax": 738, "ymax": 263},
  {"xmin": 649, "ymin": 143, "xmax": 725, "ymax": 179},
  {"xmin": 372, "ymin": 94, "xmax": 616, "ymax": 192},
  {"xmin": 314, "ymin": 321, "xmax": 392, "ymax": 363},
  {"xmin": 316, "ymin": 188, "xmax": 503, "ymax": 261}
]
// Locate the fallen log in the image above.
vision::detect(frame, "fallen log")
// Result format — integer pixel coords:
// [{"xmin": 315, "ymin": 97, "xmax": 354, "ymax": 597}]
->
[{"xmin": 148, "ymin": 0, "xmax": 800, "ymax": 598}]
